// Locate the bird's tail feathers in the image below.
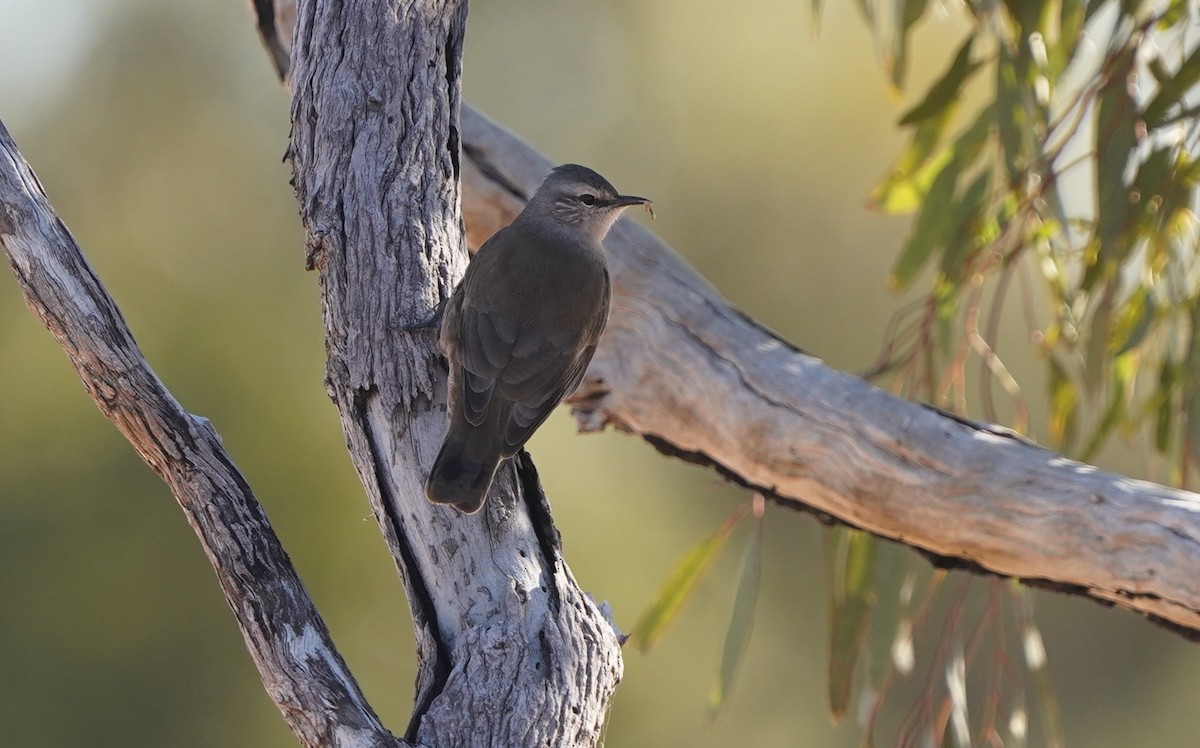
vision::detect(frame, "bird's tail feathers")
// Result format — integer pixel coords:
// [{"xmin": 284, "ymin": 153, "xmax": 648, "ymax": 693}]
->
[{"xmin": 424, "ymin": 429, "xmax": 502, "ymax": 514}]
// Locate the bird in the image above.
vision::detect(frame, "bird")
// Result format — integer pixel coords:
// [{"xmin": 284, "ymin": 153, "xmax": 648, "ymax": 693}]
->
[{"xmin": 425, "ymin": 164, "xmax": 651, "ymax": 513}]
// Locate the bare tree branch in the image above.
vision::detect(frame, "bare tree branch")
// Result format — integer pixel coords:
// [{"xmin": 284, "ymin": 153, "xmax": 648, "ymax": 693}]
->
[
  {"xmin": 0, "ymin": 121, "xmax": 403, "ymax": 748},
  {"xmin": 3, "ymin": 1, "xmax": 624, "ymax": 744},
  {"xmin": 252, "ymin": 3, "xmax": 1200, "ymax": 636},
  {"xmin": 457, "ymin": 108, "xmax": 1200, "ymax": 637}
]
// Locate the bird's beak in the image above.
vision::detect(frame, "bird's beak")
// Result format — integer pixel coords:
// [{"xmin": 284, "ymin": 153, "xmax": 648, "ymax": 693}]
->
[{"xmin": 614, "ymin": 194, "xmax": 654, "ymax": 218}]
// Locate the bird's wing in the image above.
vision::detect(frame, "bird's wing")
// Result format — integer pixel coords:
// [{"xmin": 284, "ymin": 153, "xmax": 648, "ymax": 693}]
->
[
  {"xmin": 455, "ymin": 291, "xmax": 520, "ymax": 426},
  {"xmin": 500, "ymin": 343, "xmax": 598, "ymax": 456},
  {"xmin": 449, "ymin": 228, "xmax": 610, "ymax": 444}
]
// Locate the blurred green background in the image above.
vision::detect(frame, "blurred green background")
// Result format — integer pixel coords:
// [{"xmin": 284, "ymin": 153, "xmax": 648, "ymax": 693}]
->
[{"xmin": 0, "ymin": 1, "xmax": 1196, "ymax": 745}]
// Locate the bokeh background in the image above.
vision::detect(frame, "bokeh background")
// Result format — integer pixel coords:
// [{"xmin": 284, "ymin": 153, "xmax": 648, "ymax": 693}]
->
[{"xmin": 0, "ymin": 1, "xmax": 1195, "ymax": 745}]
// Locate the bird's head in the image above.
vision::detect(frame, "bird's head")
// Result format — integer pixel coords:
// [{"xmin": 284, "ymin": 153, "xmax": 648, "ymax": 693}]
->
[{"xmin": 531, "ymin": 164, "xmax": 652, "ymax": 241}]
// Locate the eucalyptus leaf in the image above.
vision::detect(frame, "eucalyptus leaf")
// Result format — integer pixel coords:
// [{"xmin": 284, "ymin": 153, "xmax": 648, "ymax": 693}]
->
[
  {"xmin": 826, "ymin": 528, "xmax": 877, "ymax": 722},
  {"xmin": 629, "ymin": 518, "xmax": 739, "ymax": 653},
  {"xmin": 708, "ymin": 514, "xmax": 764, "ymax": 721}
]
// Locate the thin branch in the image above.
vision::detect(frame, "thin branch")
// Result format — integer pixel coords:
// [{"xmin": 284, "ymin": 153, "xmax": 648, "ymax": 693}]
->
[{"xmin": 0, "ymin": 120, "xmax": 403, "ymax": 748}]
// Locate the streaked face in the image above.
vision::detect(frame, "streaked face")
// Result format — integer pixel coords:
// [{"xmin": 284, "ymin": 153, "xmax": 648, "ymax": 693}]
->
[{"xmin": 538, "ymin": 165, "xmax": 649, "ymax": 239}]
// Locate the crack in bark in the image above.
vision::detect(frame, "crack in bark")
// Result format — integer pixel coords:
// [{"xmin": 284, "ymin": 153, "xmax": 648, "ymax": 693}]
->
[{"xmin": 352, "ymin": 388, "xmax": 450, "ymax": 740}]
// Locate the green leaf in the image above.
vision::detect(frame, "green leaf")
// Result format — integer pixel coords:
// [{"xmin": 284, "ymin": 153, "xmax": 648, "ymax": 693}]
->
[
  {"xmin": 1084, "ymin": 285, "xmax": 1116, "ymax": 393},
  {"xmin": 1047, "ymin": 356, "xmax": 1079, "ymax": 451},
  {"xmin": 871, "ymin": 102, "xmax": 994, "ymax": 215},
  {"xmin": 996, "ymin": 41, "xmax": 1034, "ymax": 179},
  {"xmin": 1159, "ymin": 0, "xmax": 1189, "ymax": 28},
  {"xmin": 935, "ymin": 276, "xmax": 960, "ymax": 353},
  {"xmin": 940, "ymin": 171, "xmax": 992, "ymax": 284},
  {"xmin": 899, "ymin": 37, "xmax": 980, "ymax": 126},
  {"xmin": 1114, "ymin": 291, "xmax": 1155, "ymax": 356},
  {"xmin": 1090, "ymin": 42, "xmax": 1140, "ymax": 287},
  {"xmin": 708, "ymin": 514, "xmax": 764, "ymax": 721},
  {"xmin": 1002, "ymin": 0, "xmax": 1044, "ymax": 34},
  {"xmin": 889, "ymin": 149, "xmax": 963, "ymax": 289},
  {"xmin": 1156, "ymin": 359, "xmax": 1178, "ymax": 452},
  {"xmin": 629, "ymin": 518, "xmax": 738, "ymax": 653},
  {"xmin": 889, "ymin": 0, "xmax": 931, "ymax": 90},
  {"xmin": 1137, "ymin": 46, "xmax": 1200, "ymax": 126},
  {"xmin": 1131, "ymin": 147, "xmax": 1174, "ymax": 235},
  {"xmin": 1054, "ymin": 0, "xmax": 1086, "ymax": 75},
  {"xmin": 826, "ymin": 528, "xmax": 877, "ymax": 722},
  {"xmin": 870, "ymin": 134, "xmax": 955, "ymax": 214}
]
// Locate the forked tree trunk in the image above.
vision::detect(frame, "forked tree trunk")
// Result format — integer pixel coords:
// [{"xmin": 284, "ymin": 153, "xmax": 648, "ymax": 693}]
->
[
  {"xmin": 6, "ymin": 0, "xmax": 1200, "ymax": 746},
  {"xmin": 286, "ymin": 0, "xmax": 621, "ymax": 745},
  {"xmin": 267, "ymin": 0, "xmax": 1200, "ymax": 639}
]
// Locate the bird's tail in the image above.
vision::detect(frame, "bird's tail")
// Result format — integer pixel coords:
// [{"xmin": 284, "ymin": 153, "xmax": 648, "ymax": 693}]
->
[{"xmin": 424, "ymin": 427, "xmax": 503, "ymax": 514}]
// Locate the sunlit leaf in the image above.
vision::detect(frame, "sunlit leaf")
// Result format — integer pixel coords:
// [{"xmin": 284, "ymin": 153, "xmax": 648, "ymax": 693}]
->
[
  {"xmin": 889, "ymin": 151, "xmax": 963, "ymax": 289},
  {"xmin": 1085, "ymin": 0, "xmax": 1113, "ymax": 22},
  {"xmin": 826, "ymin": 528, "xmax": 877, "ymax": 722},
  {"xmin": 1114, "ymin": 291, "xmax": 1155, "ymax": 356},
  {"xmin": 871, "ymin": 138, "xmax": 955, "ymax": 214},
  {"xmin": 899, "ymin": 37, "xmax": 980, "ymax": 126},
  {"xmin": 1159, "ymin": 0, "xmax": 1189, "ymax": 28},
  {"xmin": 629, "ymin": 513, "xmax": 740, "ymax": 653},
  {"xmin": 871, "ymin": 104, "xmax": 992, "ymax": 214},
  {"xmin": 1047, "ymin": 356, "xmax": 1078, "ymax": 451},
  {"xmin": 708, "ymin": 512, "xmax": 764, "ymax": 721}
]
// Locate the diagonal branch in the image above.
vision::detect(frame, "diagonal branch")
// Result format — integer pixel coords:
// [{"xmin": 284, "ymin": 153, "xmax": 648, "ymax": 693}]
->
[
  {"xmin": 252, "ymin": 4, "xmax": 1200, "ymax": 637},
  {"xmin": 458, "ymin": 109, "xmax": 1200, "ymax": 638},
  {"xmin": 0, "ymin": 121, "xmax": 403, "ymax": 748}
]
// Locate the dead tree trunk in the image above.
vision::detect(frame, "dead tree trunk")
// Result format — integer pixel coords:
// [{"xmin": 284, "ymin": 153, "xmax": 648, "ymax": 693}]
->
[
  {"xmin": 7, "ymin": 0, "xmax": 1200, "ymax": 745},
  {"xmin": 256, "ymin": 1, "xmax": 1200, "ymax": 637},
  {"xmin": 286, "ymin": 0, "xmax": 621, "ymax": 745}
]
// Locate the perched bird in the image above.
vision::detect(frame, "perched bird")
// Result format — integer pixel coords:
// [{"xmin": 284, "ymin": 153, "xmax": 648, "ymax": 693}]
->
[{"xmin": 425, "ymin": 164, "xmax": 651, "ymax": 513}]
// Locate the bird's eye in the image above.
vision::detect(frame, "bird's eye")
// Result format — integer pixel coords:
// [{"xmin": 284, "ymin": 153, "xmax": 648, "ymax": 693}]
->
[{"xmin": 579, "ymin": 194, "xmax": 597, "ymax": 206}]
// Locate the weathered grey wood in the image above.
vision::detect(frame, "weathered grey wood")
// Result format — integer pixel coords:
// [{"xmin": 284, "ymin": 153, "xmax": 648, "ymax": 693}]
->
[
  {"xmin": 251, "ymin": 0, "xmax": 1200, "ymax": 641},
  {"xmin": 458, "ymin": 110, "xmax": 1200, "ymax": 636},
  {"xmin": 287, "ymin": 1, "xmax": 621, "ymax": 746},
  {"xmin": 0, "ymin": 120, "xmax": 402, "ymax": 748}
]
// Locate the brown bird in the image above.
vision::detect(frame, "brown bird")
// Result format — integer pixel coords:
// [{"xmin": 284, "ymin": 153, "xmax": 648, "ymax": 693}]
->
[{"xmin": 425, "ymin": 164, "xmax": 651, "ymax": 513}]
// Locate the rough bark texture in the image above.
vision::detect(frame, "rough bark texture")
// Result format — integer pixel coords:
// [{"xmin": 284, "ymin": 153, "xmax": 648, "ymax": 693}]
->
[
  {"xmin": 457, "ymin": 110, "xmax": 1200, "ymax": 637},
  {"xmin": 0, "ymin": 122, "xmax": 401, "ymax": 748},
  {"xmin": 287, "ymin": 1, "xmax": 621, "ymax": 746},
  {"xmin": 252, "ymin": 0, "xmax": 1200, "ymax": 642}
]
